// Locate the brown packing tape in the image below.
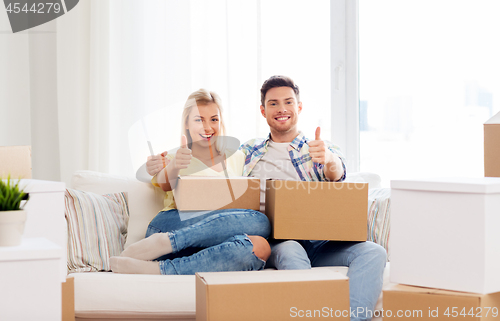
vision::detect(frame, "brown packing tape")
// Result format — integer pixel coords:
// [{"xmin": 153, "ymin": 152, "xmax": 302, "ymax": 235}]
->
[{"xmin": 0, "ymin": 146, "xmax": 32, "ymax": 179}]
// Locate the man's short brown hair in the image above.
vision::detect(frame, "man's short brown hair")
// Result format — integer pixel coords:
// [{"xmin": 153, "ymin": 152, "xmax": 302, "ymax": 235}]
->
[{"xmin": 260, "ymin": 75, "xmax": 300, "ymax": 106}]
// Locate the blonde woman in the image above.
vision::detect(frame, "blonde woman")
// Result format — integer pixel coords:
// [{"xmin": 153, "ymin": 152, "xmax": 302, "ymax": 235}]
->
[{"xmin": 110, "ymin": 89, "xmax": 270, "ymax": 275}]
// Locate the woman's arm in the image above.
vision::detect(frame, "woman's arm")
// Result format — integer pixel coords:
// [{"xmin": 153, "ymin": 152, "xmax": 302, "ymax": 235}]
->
[
  {"xmin": 155, "ymin": 161, "xmax": 180, "ymax": 192},
  {"xmin": 156, "ymin": 136, "xmax": 192, "ymax": 191}
]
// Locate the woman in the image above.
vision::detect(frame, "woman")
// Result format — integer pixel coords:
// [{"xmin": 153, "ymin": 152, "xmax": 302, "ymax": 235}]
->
[{"xmin": 110, "ymin": 89, "xmax": 271, "ymax": 275}]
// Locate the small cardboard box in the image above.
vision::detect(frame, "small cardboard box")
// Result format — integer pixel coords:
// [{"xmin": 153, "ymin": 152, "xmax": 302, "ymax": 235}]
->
[
  {"xmin": 0, "ymin": 145, "xmax": 32, "ymax": 179},
  {"xmin": 173, "ymin": 176, "xmax": 260, "ymax": 211},
  {"xmin": 265, "ymin": 179, "xmax": 368, "ymax": 241},
  {"xmin": 196, "ymin": 269, "xmax": 350, "ymax": 321},
  {"xmin": 62, "ymin": 277, "xmax": 75, "ymax": 321},
  {"xmin": 383, "ymin": 284, "xmax": 500, "ymax": 320},
  {"xmin": 484, "ymin": 111, "xmax": 500, "ymax": 177},
  {"xmin": 390, "ymin": 177, "xmax": 500, "ymax": 294}
]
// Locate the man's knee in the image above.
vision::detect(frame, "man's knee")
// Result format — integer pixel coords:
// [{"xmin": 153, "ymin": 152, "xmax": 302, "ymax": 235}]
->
[
  {"xmin": 359, "ymin": 241, "xmax": 387, "ymax": 265},
  {"xmin": 248, "ymin": 235, "xmax": 271, "ymax": 261}
]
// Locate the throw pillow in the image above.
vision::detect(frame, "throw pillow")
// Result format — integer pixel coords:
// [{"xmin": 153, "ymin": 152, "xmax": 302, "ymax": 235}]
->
[
  {"xmin": 367, "ymin": 187, "xmax": 391, "ymax": 261},
  {"xmin": 65, "ymin": 188, "xmax": 129, "ymax": 273}
]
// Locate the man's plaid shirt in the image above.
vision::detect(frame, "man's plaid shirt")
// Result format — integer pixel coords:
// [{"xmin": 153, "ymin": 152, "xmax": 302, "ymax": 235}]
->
[{"xmin": 239, "ymin": 131, "xmax": 346, "ymax": 182}]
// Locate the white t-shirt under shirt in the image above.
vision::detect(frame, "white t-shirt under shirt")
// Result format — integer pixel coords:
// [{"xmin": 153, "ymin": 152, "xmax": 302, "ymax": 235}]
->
[{"xmin": 249, "ymin": 140, "xmax": 300, "ymax": 213}]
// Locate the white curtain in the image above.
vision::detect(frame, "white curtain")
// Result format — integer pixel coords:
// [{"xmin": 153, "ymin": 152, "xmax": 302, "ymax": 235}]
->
[
  {"xmin": 0, "ymin": 0, "xmax": 332, "ymax": 184},
  {"xmin": 55, "ymin": 0, "xmax": 266, "ymax": 183}
]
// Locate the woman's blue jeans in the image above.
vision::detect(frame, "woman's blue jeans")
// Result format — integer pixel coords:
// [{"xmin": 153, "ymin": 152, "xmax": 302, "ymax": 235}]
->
[{"xmin": 145, "ymin": 208, "xmax": 271, "ymax": 275}]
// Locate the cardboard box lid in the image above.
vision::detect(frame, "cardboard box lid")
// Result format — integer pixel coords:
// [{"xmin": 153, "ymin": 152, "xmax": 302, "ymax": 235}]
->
[
  {"xmin": 197, "ymin": 269, "xmax": 348, "ymax": 286},
  {"xmin": 18, "ymin": 179, "xmax": 66, "ymax": 194},
  {"xmin": 391, "ymin": 177, "xmax": 500, "ymax": 194},
  {"xmin": 484, "ymin": 111, "xmax": 500, "ymax": 125}
]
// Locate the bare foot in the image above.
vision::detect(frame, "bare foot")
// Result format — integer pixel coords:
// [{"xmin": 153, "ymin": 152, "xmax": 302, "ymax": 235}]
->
[
  {"xmin": 120, "ymin": 233, "xmax": 173, "ymax": 260},
  {"xmin": 110, "ymin": 256, "xmax": 161, "ymax": 274}
]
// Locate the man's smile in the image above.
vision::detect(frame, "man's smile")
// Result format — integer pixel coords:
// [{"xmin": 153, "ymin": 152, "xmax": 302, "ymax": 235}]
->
[{"xmin": 275, "ymin": 115, "xmax": 291, "ymax": 123}]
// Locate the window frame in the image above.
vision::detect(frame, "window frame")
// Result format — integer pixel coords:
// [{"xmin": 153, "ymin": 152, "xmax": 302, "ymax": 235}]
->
[{"xmin": 331, "ymin": 0, "xmax": 359, "ymax": 172}]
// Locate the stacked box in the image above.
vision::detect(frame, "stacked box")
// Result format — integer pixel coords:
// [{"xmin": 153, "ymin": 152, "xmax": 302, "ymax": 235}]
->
[
  {"xmin": 390, "ymin": 177, "xmax": 500, "ymax": 294},
  {"xmin": 386, "ymin": 177, "xmax": 500, "ymax": 319},
  {"xmin": 484, "ymin": 111, "xmax": 500, "ymax": 177},
  {"xmin": 0, "ymin": 145, "xmax": 32, "ymax": 178},
  {"xmin": 384, "ymin": 284, "xmax": 500, "ymax": 320}
]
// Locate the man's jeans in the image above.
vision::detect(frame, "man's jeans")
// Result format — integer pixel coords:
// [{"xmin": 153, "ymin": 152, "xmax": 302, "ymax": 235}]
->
[
  {"xmin": 266, "ymin": 239, "xmax": 387, "ymax": 321},
  {"xmin": 146, "ymin": 208, "xmax": 271, "ymax": 275}
]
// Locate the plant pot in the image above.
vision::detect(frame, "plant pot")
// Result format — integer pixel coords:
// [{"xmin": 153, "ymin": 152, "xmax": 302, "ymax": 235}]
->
[{"xmin": 0, "ymin": 210, "xmax": 27, "ymax": 246}]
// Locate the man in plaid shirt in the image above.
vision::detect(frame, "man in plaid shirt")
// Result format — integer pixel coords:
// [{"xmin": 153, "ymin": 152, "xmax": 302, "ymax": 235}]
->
[{"xmin": 239, "ymin": 75, "xmax": 386, "ymax": 321}]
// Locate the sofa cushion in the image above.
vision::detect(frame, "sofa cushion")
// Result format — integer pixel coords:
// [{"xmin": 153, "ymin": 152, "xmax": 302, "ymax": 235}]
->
[
  {"xmin": 69, "ymin": 272, "xmax": 197, "ymax": 320},
  {"xmin": 70, "ymin": 264, "xmax": 392, "ymax": 320},
  {"xmin": 65, "ymin": 188, "xmax": 129, "ymax": 272},
  {"xmin": 71, "ymin": 170, "xmax": 164, "ymax": 248}
]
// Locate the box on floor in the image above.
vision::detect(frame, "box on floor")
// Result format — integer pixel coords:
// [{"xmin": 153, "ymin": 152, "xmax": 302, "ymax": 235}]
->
[
  {"xmin": 390, "ymin": 177, "xmax": 500, "ymax": 294},
  {"xmin": 196, "ymin": 269, "xmax": 350, "ymax": 321},
  {"xmin": 384, "ymin": 284, "xmax": 500, "ymax": 320},
  {"xmin": 265, "ymin": 179, "xmax": 368, "ymax": 241}
]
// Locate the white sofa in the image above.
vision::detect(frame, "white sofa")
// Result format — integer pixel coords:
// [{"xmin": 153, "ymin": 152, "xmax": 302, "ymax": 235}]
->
[{"xmin": 67, "ymin": 170, "xmax": 392, "ymax": 321}]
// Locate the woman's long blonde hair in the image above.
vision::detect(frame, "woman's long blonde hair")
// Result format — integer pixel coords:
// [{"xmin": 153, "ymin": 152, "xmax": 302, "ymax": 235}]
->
[{"xmin": 181, "ymin": 89, "xmax": 226, "ymax": 155}]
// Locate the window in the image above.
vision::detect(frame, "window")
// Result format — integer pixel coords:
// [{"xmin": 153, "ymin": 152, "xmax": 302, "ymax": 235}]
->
[
  {"xmin": 359, "ymin": 0, "xmax": 500, "ymax": 186},
  {"xmin": 128, "ymin": 0, "xmax": 344, "ymax": 175}
]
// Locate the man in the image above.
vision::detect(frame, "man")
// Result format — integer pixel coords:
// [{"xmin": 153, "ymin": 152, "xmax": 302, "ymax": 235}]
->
[
  {"xmin": 146, "ymin": 75, "xmax": 386, "ymax": 320},
  {"xmin": 238, "ymin": 75, "xmax": 386, "ymax": 321}
]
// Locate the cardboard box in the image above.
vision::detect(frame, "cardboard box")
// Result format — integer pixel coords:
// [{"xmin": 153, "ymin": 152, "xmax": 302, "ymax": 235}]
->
[
  {"xmin": 265, "ymin": 179, "xmax": 368, "ymax": 241},
  {"xmin": 390, "ymin": 177, "xmax": 500, "ymax": 294},
  {"xmin": 484, "ymin": 111, "xmax": 500, "ymax": 177},
  {"xmin": 0, "ymin": 145, "xmax": 32, "ymax": 179},
  {"xmin": 196, "ymin": 269, "xmax": 350, "ymax": 321},
  {"xmin": 383, "ymin": 284, "xmax": 500, "ymax": 320},
  {"xmin": 173, "ymin": 176, "xmax": 260, "ymax": 211},
  {"xmin": 62, "ymin": 277, "xmax": 75, "ymax": 321}
]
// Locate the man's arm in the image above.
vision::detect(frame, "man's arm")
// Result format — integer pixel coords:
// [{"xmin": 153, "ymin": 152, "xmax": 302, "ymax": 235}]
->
[{"xmin": 323, "ymin": 152, "xmax": 345, "ymax": 182}]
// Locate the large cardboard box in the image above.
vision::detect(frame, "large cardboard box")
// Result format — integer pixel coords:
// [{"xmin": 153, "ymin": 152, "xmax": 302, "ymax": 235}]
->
[
  {"xmin": 265, "ymin": 179, "xmax": 368, "ymax": 241},
  {"xmin": 173, "ymin": 176, "xmax": 260, "ymax": 211},
  {"xmin": 383, "ymin": 284, "xmax": 500, "ymax": 320},
  {"xmin": 390, "ymin": 177, "xmax": 500, "ymax": 294},
  {"xmin": 196, "ymin": 269, "xmax": 350, "ymax": 321},
  {"xmin": 0, "ymin": 145, "xmax": 32, "ymax": 178},
  {"xmin": 484, "ymin": 111, "xmax": 500, "ymax": 177}
]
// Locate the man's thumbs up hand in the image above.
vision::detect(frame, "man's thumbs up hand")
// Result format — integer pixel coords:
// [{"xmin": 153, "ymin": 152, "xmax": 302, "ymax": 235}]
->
[{"xmin": 309, "ymin": 126, "xmax": 333, "ymax": 165}]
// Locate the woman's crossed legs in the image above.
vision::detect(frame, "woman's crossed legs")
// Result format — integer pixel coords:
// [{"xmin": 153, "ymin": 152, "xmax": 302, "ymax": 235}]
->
[{"xmin": 110, "ymin": 209, "xmax": 271, "ymax": 275}]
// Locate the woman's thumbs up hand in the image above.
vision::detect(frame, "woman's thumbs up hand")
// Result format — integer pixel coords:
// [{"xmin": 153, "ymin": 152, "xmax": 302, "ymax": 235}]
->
[{"xmin": 172, "ymin": 135, "xmax": 192, "ymax": 170}]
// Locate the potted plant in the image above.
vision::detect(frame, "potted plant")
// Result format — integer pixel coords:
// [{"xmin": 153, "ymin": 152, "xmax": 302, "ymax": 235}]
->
[{"xmin": 0, "ymin": 176, "xmax": 29, "ymax": 246}]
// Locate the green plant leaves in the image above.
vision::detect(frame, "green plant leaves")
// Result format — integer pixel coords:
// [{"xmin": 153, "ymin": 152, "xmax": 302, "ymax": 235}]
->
[{"xmin": 0, "ymin": 176, "xmax": 29, "ymax": 211}]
